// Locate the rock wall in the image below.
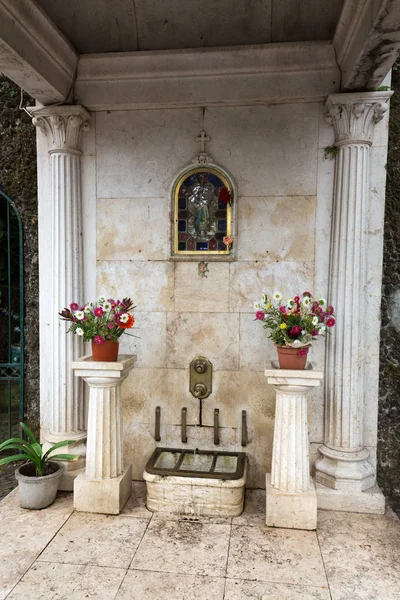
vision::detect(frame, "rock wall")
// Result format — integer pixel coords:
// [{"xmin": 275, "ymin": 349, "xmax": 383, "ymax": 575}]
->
[
  {"xmin": 378, "ymin": 67, "xmax": 400, "ymax": 513},
  {"xmin": 0, "ymin": 75, "xmax": 39, "ymax": 435}
]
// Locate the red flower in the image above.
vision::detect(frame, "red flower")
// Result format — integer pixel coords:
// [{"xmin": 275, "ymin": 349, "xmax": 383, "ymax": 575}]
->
[
  {"xmin": 312, "ymin": 329, "xmax": 319, "ymax": 336},
  {"xmin": 117, "ymin": 314, "xmax": 135, "ymax": 329},
  {"xmin": 326, "ymin": 317, "xmax": 336, "ymax": 328},
  {"xmin": 279, "ymin": 306, "xmax": 286, "ymax": 314},
  {"xmin": 288, "ymin": 325, "xmax": 302, "ymax": 338},
  {"xmin": 255, "ymin": 311, "xmax": 265, "ymax": 321},
  {"xmin": 94, "ymin": 307, "xmax": 104, "ymax": 317},
  {"xmin": 303, "ymin": 291, "xmax": 312, "ymax": 298},
  {"xmin": 219, "ymin": 187, "xmax": 232, "ymax": 205},
  {"xmin": 298, "ymin": 348, "xmax": 308, "ymax": 356}
]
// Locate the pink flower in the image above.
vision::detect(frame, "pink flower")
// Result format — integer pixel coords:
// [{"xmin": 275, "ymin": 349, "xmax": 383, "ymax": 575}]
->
[
  {"xmin": 288, "ymin": 325, "xmax": 302, "ymax": 338},
  {"xmin": 303, "ymin": 291, "xmax": 312, "ymax": 297},
  {"xmin": 326, "ymin": 317, "xmax": 336, "ymax": 327},
  {"xmin": 312, "ymin": 329, "xmax": 319, "ymax": 336},
  {"xmin": 326, "ymin": 305, "xmax": 334, "ymax": 315},
  {"xmin": 108, "ymin": 298, "xmax": 116, "ymax": 308},
  {"xmin": 255, "ymin": 311, "xmax": 265, "ymax": 321},
  {"xmin": 94, "ymin": 335, "xmax": 105, "ymax": 345},
  {"xmin": 294, "ymin": 296, "xmax": 300, "ymax": 303},
  {"xmin": 298, "ymin": 348, "xmax": 308, "ymax": 356},
  {"xmin": 94, "ymin": 307, "xmax": 104, "ymax": 317},
  {"xmin": 279, "ymin": 306, "xmax": 286, "ymax": 314},
  {"xmin": 107, "ymin": 323, "xmax": 115, "ymax": 329},
  {"xmin": 70, "ymin": 302, "xmax": 79, "ymax": 311}
]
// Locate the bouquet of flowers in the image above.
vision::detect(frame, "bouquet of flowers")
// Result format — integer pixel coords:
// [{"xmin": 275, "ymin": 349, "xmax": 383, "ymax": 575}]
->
[
  {"xmin": 254, "ymin": 291, "xmax": 335, "ymax": 351},
  {"xmin": 59, "ymin": 296, "xmax": 136, "ymax": 345}
]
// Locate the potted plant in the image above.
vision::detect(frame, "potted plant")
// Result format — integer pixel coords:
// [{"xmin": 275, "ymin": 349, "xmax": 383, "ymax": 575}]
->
[
  {"xmin": 254, "ymin": 291, "xmax": 336, "ymax": 369},
  {"xmin": 59, "ymin": 296, "xmax": 136, "ymax": 361},
  {"xmin": 0, "ymin": 422, "xmax": 78, "ymax": 509}
]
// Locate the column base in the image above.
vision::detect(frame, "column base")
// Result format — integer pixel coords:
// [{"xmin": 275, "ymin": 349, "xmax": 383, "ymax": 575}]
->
[
  {"xmin": 59, "ymin": 467, "xmax": 85, "ymax": 491},
  {"xmin": 315, "ymin": 445, "xmax": 375, "ymax": 492},
  {"xmin": 316, "ymin": 482, "xmax": 386, "ymax": 514},
  {"xmin": 266, "ymin": 474, "xmax": 317, "ymax": 530},
  {"xmin": 74, "ymin": 465, "xmax": 132, "ymax": 515}
]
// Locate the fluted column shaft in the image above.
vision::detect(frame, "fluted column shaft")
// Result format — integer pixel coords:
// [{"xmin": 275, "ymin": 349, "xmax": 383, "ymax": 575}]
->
[
  {"xmin": 271, "ymin": 387, "xmax": 310, "ymax": 493},
  {"xmin": 85, "ymin": 376, "xmax": 125, "ymax": 479},
  {"xmin": 315, "ymin": 92, "xmax": 392, "ymax": 492},
  {"xmin": 32, "ymin": 106, "xmax": 90, "ymax": 461}
]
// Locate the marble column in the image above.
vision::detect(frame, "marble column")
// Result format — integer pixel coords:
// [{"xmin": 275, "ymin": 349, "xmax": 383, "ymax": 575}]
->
[
  {"xmin": 32, "ymin": 106, "xmax": 90, "ymax": 481},
  {"xmin": 72, "ymin": 354, "xmax": 136, "ymax": 515},
  {"xmin": 315, "ymin": 92, "xmax": 392, "ymax": 505},
  {"xmin": 265, "ymin": 367, "xmax": 323, "ymax": 530}
]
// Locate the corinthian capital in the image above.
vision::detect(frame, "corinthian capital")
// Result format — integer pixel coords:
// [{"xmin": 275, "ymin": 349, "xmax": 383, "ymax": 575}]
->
[
  {"xmin": 31, "ymin": 106, "xmax": 90, "ymax": 154},
  {"xmin": 325, "ymin": 91, "xmax": 392, "ymax": 145}
]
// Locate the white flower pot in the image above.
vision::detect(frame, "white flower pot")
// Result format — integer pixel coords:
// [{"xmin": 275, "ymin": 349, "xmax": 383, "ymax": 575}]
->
[{"xmin": 15, "ymin": 461, "xmax": 64, "ymax": 509}]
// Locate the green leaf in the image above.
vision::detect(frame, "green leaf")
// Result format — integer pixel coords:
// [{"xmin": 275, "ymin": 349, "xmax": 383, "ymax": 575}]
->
[
  {"xmin": 31, "ymin": 442, "xmax": 43, "ymax": 458},
  {"xmin": 0, "ymin": 454, "xmax": 31, "ymax": 466},
  {"xmin": 0, "ymin": 437, "xmax": 26, "ymax": 451},
  {"xmin": 20, "ymin": 422, "xmax": 37, "ymax": 444},
  {"xmin": 42, "ymin": 440, "xmax": 77, "ymax": 461},
  {"xmin": 48, "ymin": 454, "xmax": 78, "ymax": 462}
]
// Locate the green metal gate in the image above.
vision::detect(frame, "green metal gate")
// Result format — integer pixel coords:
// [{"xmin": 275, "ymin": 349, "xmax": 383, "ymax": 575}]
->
[{"xmin": 0, "ymin": 189, "xmax": 24, "ymax": 441}]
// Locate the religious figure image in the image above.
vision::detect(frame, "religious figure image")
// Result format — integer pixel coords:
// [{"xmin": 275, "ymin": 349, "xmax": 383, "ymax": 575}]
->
[{"xmin": 182, "ymin": 172, "xmax": 219, "ymax": 240}]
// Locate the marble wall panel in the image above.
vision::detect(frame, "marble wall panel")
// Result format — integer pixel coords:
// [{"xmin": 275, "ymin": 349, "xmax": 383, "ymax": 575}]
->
[
  {"xmin": 166, "ymin": 312, "xmax": 240, "ymax": 370},
  {"xmin": 174, "ymin": 262, "xmax": 230, "ymax": 313},
  {"xmin": 97, "ymin": 197, "xmax": 169, "ymax": 261},
  {"xmin": 239, "ymin": 313, "xmax": 275, "ymax": 372},
  {"xmin": 96, "ymin": 108, "xmax": 202, "ymax": 198},
  {"xmin": 204, "ymin": 103, "xmax": 319, "ymax": 197},
  {"xmin": 229, "ymin": 260, "xmax": 314, "ymax": 313},
  {"xmin": 119, "ymin": 312, "xmax": 167, "ymax": 369},
  {"xmin": 96, "ymin": 260, "xmax": 174, "ymax": 312},
  {"xmin": 237, "ymin": 196, "xmax": 316, "ymax": 262}
]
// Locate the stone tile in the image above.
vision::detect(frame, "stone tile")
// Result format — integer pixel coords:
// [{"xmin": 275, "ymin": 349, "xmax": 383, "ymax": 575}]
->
[
  {"xmin": 120, "ymin": 482, "xmax": 152, "ymax": 519},
  {"xmin": 205, "ymin": 104, "xmax": 318, "ymax": 197},
  {"xmin": 97, "ymin": 197, "xmax": 169, "ymax": 261},
  {"xmin": 174, "ymin": 262, "xmax": 230, "ymax": 313},
  {"xmin": 317, "ymin": 524, "xmax": 400, "ymax": 600},
  {"xmin": 227, "ymin": 525, "xmax": 327, "ymax": 586},
  {"xmin": 96, "ymin": 108, "xmax": 202, "ymax": 198},
  {"xmin": 7, "ymin": 562, "xmax": 125, "ymax": 600},
  {"xmin": 119, "ymin": 312, "xmax": 167, "ymax": 369},
  {"xmin": 39, "ymin": 512, "xmax": 148, "ymax": 568},
  {"xmin": 317, "ymin": 508, "xmax": 400, "ymax": 537},
  {"xmin": 0, "ymin": 491, "xmax": 74, "ymax": 600},
  {"xmin": 130, "ymin": 519, "xmax": 231, "ymax": 577},
  {"xmin": 232, "ymin": 489, "xmax": 265, "ymax": 527},
  {"xmin": 239, "ymin": 313, "xmax": 275, "ymax": 372},
  {"xmin": 166, "ymin": 312, "xmax": 240, "ymax": 370},
  {"xmin": 237, "ymin": 196, "xmax": 316, "ymax": 262},
  {"xmin": 224, "ymin": 579, "xmax": 331, "ymax": 599},
  {"xmin": 149, "ymin": 510, "xmax": 232, "ymax": 525},
  {"xmin": 97, "ymin": 260, "xmax": 174, "ymax": 312},
  {"xmin": 117, "ymin": 569, "xmax": 225, "ymax": 599},
  {"xmin": 229, "ymin": 261, "xmax": 314, "ymax": 313},
  {"xmin": 134, "ymin": 0, "xmax": 271, "ymax": 50}
]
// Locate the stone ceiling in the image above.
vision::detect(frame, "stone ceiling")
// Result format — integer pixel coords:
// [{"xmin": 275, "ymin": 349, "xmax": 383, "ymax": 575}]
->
[{"xmin": 35, "ymin": 0, "xmax": 344, "ymax": 54}]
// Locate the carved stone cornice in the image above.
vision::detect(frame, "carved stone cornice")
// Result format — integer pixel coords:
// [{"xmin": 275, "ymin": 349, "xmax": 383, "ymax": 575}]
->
[
  {"xmin": 31, "ymin": 106, "xmax": 90, "ymax": 154},
  {"xmin": 325, "ymin": 91, "xmax": 393, "ymax": 145}
]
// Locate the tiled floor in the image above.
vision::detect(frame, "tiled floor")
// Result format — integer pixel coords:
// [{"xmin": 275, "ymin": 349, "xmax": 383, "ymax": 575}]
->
[{"xmin": 1, "ymin": 483, "xmax": 399, "ymax": 600}]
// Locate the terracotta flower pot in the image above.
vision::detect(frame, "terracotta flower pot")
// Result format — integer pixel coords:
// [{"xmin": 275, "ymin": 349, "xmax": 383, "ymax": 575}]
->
[
  {"xmin": 276, "ymin": 345, "xmax": 310, "ymax": 370},
  {"xmin": 91, "ymin": 340, "xmax": 119, "ymax": 362}
]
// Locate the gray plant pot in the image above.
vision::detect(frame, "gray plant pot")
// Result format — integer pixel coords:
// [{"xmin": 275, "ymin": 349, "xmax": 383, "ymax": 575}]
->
[{"xmin": 15, "ymin": 461, "xmax": 65, "ymax": 509}]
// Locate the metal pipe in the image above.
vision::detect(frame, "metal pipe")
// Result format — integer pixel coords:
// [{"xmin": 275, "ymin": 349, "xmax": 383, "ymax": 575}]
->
[
  {"xmin": 241, "ymin": 410, "xmax": 247, "ymax": 447},
  {"xmin": 155, "ymin": 406, "xmax": 161, "ymax": 441},
  {"xmin": 214, "ymin": 408, "xmax": 220, "ymax": 445},
  {"xmin": 181, "ymin": 407, "xmax": 187, "ymax": 443}
]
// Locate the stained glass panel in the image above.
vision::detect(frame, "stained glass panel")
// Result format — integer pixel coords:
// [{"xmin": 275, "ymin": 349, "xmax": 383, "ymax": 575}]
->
[{"xmin": 172, "ymin": 167, "xmax": 233, "ymax": 256}]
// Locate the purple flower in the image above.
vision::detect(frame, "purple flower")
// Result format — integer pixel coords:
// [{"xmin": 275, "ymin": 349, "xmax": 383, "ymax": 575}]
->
[
  {"xmin": 255, "ymin": 310, "xmax": 265, "ymax": 321},
  {"xmin": 94, "ymin": 335, "xmax": 105, "ymax": 345}
]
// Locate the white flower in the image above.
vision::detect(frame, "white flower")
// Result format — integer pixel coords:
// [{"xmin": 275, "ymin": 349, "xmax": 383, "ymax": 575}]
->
[
  {"xmin": 312, "ymin": 316, "xmax": 319, "ymax": 326},
  {"xmin": 318, "ymin": 298, "xmax": 326, "ymax": 307},
  {"xmin": 119, "ymin": 313, "xmax": 129, "ymax": 323},
  {"xmin": 86, "ymin": 301, "xmax": 93, "ymax": 308},
  {"xmin": 318, "ymin": 325, "xmax": 326, "ymax": 334},
  {"xmin": 75, "ymin": 327, "xmax": 84, "ymax": 336},
  {"xmin": 302, "ymin": 297, "xmax": 311, "ymax": 307},
  {"xmin": 98, "ymin": 296, "xmax": 106, "ymax": 304},
  {"xmin": 84, "ymin": 305, "xmax": 92, "ymax": 314},
  {"xmin": 103, "ymin": 302, "xmax": 112, "ymax": 311},
  {"xmin": 287, "ymin": 298, "xmax": 295, "ymax": 308},
  {"xmin": 261, "ymin": 294, "xmax": 267, "ymax": 304},
  {"xmin": 273, "ymin": 291, "xmax": 282, "ymax": 303},
  {"xmin": 75, "ymin": 311, "xmax": 85, "ymax": 320},
  {"xmin": 254, "ymin": 302, "xmax": 260, "ymax": 310}
]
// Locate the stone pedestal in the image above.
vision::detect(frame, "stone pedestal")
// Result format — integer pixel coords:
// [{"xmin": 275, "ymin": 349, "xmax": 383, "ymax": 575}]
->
[
  {"xmin": 32, "ymin": 106, "xmax": 91, "ymax": 489},
  {"xmin": 265, "ymin": 366, "xmax": 323, "ymax": 530},
  {"xmin": 72, "ymin": 354, "xmax": 136, "ymax": 514}
]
